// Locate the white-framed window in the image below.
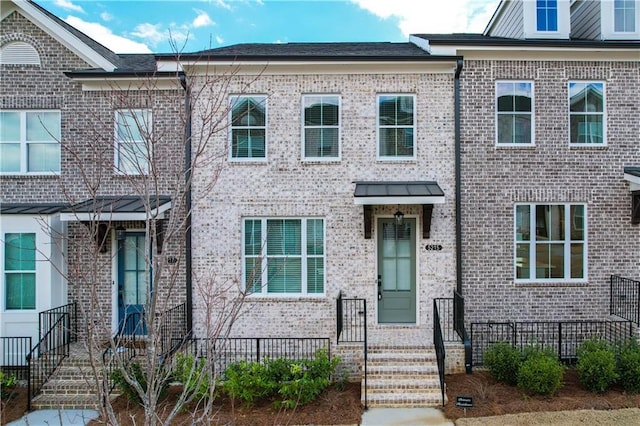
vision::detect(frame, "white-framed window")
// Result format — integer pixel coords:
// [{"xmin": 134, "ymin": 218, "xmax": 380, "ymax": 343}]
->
[
  {"xmin": 569, "ymin": 82, "xmax": 605, "ymax": 146},
  {"xmin": 243, "ymin": 218, "xmax": 324, "ymax": 295},
  {"xmin": 4, "ymin": 233, "xmax": 36, "ymax": 310},
  {"xmin": 230, "ymin": 96, "xmax": 266, "ymax": 160},
  {"xmin": 302, "ymin": 95, "xmax": 340, "ymax": 160},
  {"xmin": 115, "ymin": 109, "xmax": 152, "ymax": 174},
  {"xmin": 515, "ymin": 204, "xmax": 586, "ymax": 282},
  {"xmin": 614, "ymin": 0, "xmax": 637, "ymax": 32},
  {"xmin": 377, "ymin": 94, "xmax": 415, "ymax": 159},
  {"xmin": 0, "ymin": 110, "xmax": 61, "ymax": 174},
  {"xmin": 496, "ymin": 81, "xmax": 534, "ymax": 146},
  {"xmin": 536, "ymin": 0, "xmax": 559, "ymax": 31}
]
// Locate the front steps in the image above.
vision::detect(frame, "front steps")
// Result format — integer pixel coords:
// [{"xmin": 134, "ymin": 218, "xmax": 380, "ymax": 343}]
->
[{"xmin": 363, "ymin": 346, "xmax": 444, "ymax": 408}]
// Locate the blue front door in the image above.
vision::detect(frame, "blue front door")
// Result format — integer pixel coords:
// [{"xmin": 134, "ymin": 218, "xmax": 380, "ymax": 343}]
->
[{"xmin": 117, "ymin": 232, "xmax": 148, "ymax": 335}]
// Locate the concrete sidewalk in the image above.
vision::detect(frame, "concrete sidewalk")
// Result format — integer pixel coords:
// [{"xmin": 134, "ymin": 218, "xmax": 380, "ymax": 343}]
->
[
  {"xmin": 361, "ymin": 408, "xmax": 454, "ymax": 425},
  {"xmin": 7, "ymin": 409, "xmax": 99, "ymax": 426}
]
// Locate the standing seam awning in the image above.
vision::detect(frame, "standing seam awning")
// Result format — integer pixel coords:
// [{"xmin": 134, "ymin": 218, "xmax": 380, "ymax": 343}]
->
[
  {"xmin": 59, "ymin": 196, "xmax": 172, "ymax": 221},
  {"xmin": 353, "ymin": 181, "xmax": 445, "ymax": 205}
]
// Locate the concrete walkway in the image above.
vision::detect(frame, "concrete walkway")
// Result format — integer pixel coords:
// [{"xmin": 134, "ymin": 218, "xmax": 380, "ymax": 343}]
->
[
  {"xmin": 7, "ymin": 409, "xmax": 99, "ymax": 426},
  {"xmin": 361, "ymin": 408, "xmax": 454, "ymax": 425}
]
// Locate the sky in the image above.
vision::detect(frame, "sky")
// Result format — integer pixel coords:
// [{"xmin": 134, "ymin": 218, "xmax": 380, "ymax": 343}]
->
[{"xmin": 37, "ymin": 0, "xmax": 502, "ymax": 54}]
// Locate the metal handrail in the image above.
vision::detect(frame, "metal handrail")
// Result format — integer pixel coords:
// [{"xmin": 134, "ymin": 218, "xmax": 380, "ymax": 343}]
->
[
  {"xmin": 433, "ymin": 299, "xmax": 446, "ymax": 406},
  {"xmin": 335, "ymin": 293, "xmax": 367, "ymax": 409},
  {"xmin": 454, "ymin": 290, "xmax": 472, "ymax": 373}
]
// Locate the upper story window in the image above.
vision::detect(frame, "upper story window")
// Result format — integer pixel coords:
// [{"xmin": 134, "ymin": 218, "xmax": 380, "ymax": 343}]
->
[
  {"xmin": 302, "ymin": 95, "xmax": 340, "ymax": 160},
  {"xmin": 496, "ymin": 82, "xmax": 534, "ymax": 146},
  {"xmin": 615, "ymin": 0, "xmax": 637, "ymax": 32},
  {"xmin": 244, "ymin": 218, "xmax": 324, "ymax": 295},
  {"xmin": 569, "ymin": 82, "xmax": 605, "ymax": 146},
  {"xmin": 4, "ymin": 233, "xmax": 36, "ymax": 310},
  {"xmin": 230, "ymin": 96, "xmax": 266, "ymax": 160},
  {"xmin": 536, "ymin": 0, "xmax": 558, "ymax": 31},
  {"xmin": 378, "ymin": 94, "xmax": 415, "ymax": 159},
  {"xmin": 115, "ymin": 109, "xmax": 152, "ymax": 175},
  {"xmin": 515, "ymin": 204, "xmax": 586, "ymax": 283},
  {"xmin": 0, "ymin": 110, "xmax": 61, "ymax": 174}
]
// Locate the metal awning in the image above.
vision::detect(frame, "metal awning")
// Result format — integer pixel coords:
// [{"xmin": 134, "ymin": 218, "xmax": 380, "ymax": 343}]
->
[
  {"xmin": 59, "ymin": 196, "xmax": 172, "ymax": 222},
  {"xmin": 624, "ymin": 167, "xmax": 640, "ymax": 191},
  {"xmin": 353, "ymin": 181, "xmax": 445, "ymax": 205},
  {"xmin": 0, "ymin": 203, "xmax": 68, "ymax": 215}
]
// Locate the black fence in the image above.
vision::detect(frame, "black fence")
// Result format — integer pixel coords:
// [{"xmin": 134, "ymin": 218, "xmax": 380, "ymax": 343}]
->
[
  {"xmin": 611, "ymin": 275, "xmax": 640, "ymax": 325},
  {"xmin": 471, "ymin": 320, "xmax": 635, "ymax": 366},
  {"xmin": 158, "ymin": 302, "xmax": 188, "ymax": 355},
  {"xmin": 336, "ymin": 292, "xmax": 368, "ymax": 408},
  {"xmin": 0, "ymin": 337, "xmax": 32, "ymax": 380},
  {"xmin": 434, "ymin": 298, "xmax": 458, "ymax": 342},
  {"xmin": 39, "ymin": 303, "xmax": 77, "ymax": 344},
  {"xmin": 432, "ymin": 300, "xmax": 446, "ymax": 406}
]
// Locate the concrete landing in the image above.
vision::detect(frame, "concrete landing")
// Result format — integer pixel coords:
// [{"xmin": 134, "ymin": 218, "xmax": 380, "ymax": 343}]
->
[{"xmin": 361, "ymin": 407, "xmax": 454, "ymax": 425}]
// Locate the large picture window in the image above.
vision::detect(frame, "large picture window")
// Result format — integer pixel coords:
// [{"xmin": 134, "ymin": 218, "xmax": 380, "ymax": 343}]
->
[
  {"xmin": 230, "ymin": 96, "xmax": 266, "ymax": 160},
  {"xmin": 303, "ymin": 95, "xmax": 340, "ymax": 159},
  {"xmin": 515, "ymin": 204, "xmax": 586, "ymax": 282},
  {"xmin": 115, "ymin": 109, "xmax": 152, "ymax": 174},
  {"xmin": 0, "ymin": 110, "xmax": 61, "ymax": 174},
  {"xmin": 4, "ymin": 233, "xmax": 36, "ymax": 310},
  {"xmin": 536, "ymin": 0, "xmax": 558, "ymax": 31},
  {"xmin": 243, "ymin": 218, "xmax": 324, "ymax": 295},
  {"xmin": 378, "ymin": 94, "xmax": 415, "ymax": 159},
  {"xmin": 569, "ymin": 82, "xmax": 605, "ymax": 145},
  {"xmin": 496, "ymin": 82, "xmax": 534, "ymax": 145}
]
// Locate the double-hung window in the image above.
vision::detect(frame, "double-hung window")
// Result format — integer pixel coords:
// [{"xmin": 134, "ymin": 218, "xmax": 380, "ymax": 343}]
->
[
  {"xmin": 614, "ymin": 0, "xmax": 636, "ymax": 32},
  {"xmin": 244, "ymin": 218, "xmax": 324, "ymax": 295},
  {"xmin": 569, "ymin": 82, "xmax": 605, "ymax": 145},
  {"xmin": 302, "ymin": 95, "xmax": 340, "ymax": 160},
  {"xmin": 0, "ymin": 110, "xmax": 61, "ymax": 174},
  {"xmin": 4, "ymin": 233, "xmax": 36, "ymax": 310},
  {"xmin": 115, "ymin": 109, "xmax": 152, "ymax": 174},
  {"xmin": 536, "ymin": 0, "xmax": 558, "ymax": 31},
  {"xmin": 496, "ymin": 82, "xmax": 534, "ymax": 146},
  {"xmin": 378, "ymin": 94, "xmax": 415, "ymax": 159},
  {"xmin": 230, "ymin": 96, "xmax": 266, "ymax": 160},
  {"xmin": 515, "ymin": 204, "xmax": 586, "ymax": 282}
]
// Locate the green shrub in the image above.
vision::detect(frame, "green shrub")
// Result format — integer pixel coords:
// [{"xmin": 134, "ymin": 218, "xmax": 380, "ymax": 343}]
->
[
  {"xmin": 616, "ymin": 340, "xmax": 640, "ymax": 393},
  {"xmin": 221, "ymin": 361, "xmax": 271, "ymax": 405},
  {"xmin": 483, "ymin": 342, "xmax": 522, "ymax": 385},
  {"xmin": 517, "ymin": 348, "xmax": 564, "ymax": 396},
  {"xmin": 174, "ymin": 353, "xmax": 212, "ymax": 401},
  {"xmin": 111, "ymin": 362, "xmax": 168, "ymax": 405},
  {"xmin": 576, "ymin": 339, "xmax": 618, "ymax": 393},
  {"xmin": 0, "ymin": 372, "xmax": 17, "ymax": 400}
]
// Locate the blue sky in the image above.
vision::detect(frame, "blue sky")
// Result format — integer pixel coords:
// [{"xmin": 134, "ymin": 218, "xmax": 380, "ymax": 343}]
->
[{"xmin": 38, "ymin": 0, "xmax": 501, "ymax": 54}]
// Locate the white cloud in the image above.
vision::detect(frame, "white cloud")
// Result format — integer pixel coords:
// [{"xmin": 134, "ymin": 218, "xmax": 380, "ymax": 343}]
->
[
  {"xmin": 131, "ymin": 22, "xmax": 189, "ymax": 50},
  {"xmin": 349, "ymin": 0, "xmax": 501, "ymax": 35},
  {"xmin": 215, "ymin": 35, "xmax": 224, "ymax": 44},
  {"xmin": 100, "ymin": 11, "xmax": 113, "ymax": 22},
  {"xmin": 54, "ymin": 0, "xmax": 84, "ymax": 13},
  {"xmin": 215, "ymin": 0, "xmax": 232, "ymax": 11},
  {"xmin": 64, "ymin": 16, "xmax": 152, "ymax": 53},
  {"xmin": 193, "ymin": 9, "xmax": 215, "ymax": 28}
]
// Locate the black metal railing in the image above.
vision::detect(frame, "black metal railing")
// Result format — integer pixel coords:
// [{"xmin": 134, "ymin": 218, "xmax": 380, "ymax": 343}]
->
[
  {"xmin": 471, "ymin": 320, "xmax": 635, "ymax": 366},
  {"xmin": 26, "ymin": 312, "xmax": 72, "ymax": 410},
  {"xmin": 336, "ymin": 292, "xmax": 368, "ymax": 408},
  {"xmin": 453, "ymin": 291, "xmax": 472, "ymax": 373},
  {"xmin": 611, "ymin": 275, "xmax": 640, "ymax": 325},
  {"xmin": 39, "ymin": 303, "xmax": 77, "ymax": 343},
  {"xmin": 0, "ymin": 336, "xmax": 32, "ymax": 380},
  {"xmin": 432, "ymin": 300, "xmax": 446, "ymax": 406},
  {"xmin": 158, "ymin": 302, "xmax": 188, "ymax": 356},
  {"xmin": 434, "ymin": 298, "xmax": 457, "ymax": 342},
  {"xmin": 180, "ymin": 337, "xmax": 331, "ymax": 375}
]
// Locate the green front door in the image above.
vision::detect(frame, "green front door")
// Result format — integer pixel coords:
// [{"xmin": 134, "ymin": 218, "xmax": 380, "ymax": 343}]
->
[{"xmin": 377, "ymin": 218, "xmax": 416, "ymax": 323}]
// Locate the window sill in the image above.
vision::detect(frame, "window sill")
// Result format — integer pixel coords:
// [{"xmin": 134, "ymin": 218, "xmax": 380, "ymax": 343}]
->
[
  {"xmin": 495, "ymin": 144, "xmax": 536, "ymax": 149},
  {"xmin": 568, "ymin": 144, "xmax": 608, "ymax": 150},
  {"xmin": 514, "ymin": 280, "xmax": 589, "ymax": 288},
  {"xmin": 1, "ymin": 174, "xmax": 60, "ymax": 179},
  {"xmin": 246, "ymin": 294, "xmax": 327, "ymax": 301}
]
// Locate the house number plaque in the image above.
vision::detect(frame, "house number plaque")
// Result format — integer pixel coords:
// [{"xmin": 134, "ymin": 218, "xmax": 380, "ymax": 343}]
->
[{"xmin": 425, "ymin": 244, "xmax": 443, "ymax": 251}]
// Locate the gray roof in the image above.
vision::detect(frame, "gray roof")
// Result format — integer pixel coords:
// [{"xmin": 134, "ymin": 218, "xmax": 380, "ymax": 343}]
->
[
  {"xmin": 0, "ymin": 203, "xmax": 68, "ymax": 214},
  {"xmin": 62, "ymin": 196, "xmax": 171, "ymax": 214},
  {"xmin": 165, "ymin": 42, "xmax": 457, "ymax": 61},
  {"xmin": 625, "ymin": 167, "xmax": 640, "ymax": 178},
  {"xmin": 413, "ymin": 33, "xmax": 640, "ymax": 48},
  {"xmin": 354, "ymin": 181, "xmax": 444, "ymax": 198}
]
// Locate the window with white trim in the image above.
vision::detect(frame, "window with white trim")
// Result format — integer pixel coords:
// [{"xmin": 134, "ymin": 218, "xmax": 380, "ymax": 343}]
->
[
  {"xmin": 614, "ymin": 0, "xmax": 636, "ymax": 32},
  {"xmin": 496, "ymin": 82, "xmax": 534, "ymax": 145},
  {"xmin": 569, "ymin": 82, "xmax": 605, "ymax": 145},
  {"xmin": 302, "ymin": 95, "xmax": 340, "ymax": 159},
  {"xmin": 536, "ymin": 0, "xmax": 558, "ymax": 31},
  {"xmin": 230, "ymin": 96, "xmax": 266, "ymax": 160},
  {"xmin": 378, "ymin": 94, "xmax": 415, "ymax": 159},
  {"xmin": 0, "ymin": 110, "xmax": 60, "ymax": 174},
  {"xmin": 4, "ymin": 233, "xmax": 36, "ymax": 310},
  {"xmin": 115, "ymin": 109, "xmax": 152, "ymax": 174},
  {"xmin": 244, "ymin": 218, "xmax": 324, "ymax": 295},
  {"xmin": 515, "ymin": 204, "xmax": 586, "ymax": 282}
]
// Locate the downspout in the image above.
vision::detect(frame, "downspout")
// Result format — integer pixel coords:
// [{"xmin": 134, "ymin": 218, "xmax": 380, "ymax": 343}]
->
[
  {"xmin": 180, "ymin": 73, "xmax": 193, "ymax": 335},
  {"xmin": 455, "ymin": 58, "xmax": 463, "ymax": 295}
]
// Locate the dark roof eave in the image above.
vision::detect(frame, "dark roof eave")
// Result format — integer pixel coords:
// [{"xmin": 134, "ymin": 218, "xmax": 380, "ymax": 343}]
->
[
  {"xmin": 418, "ymin": 35, "xmax": 640, "ymax": 49},
  {"xmin": 64, "ymin": 70, "xmax": 182, "ymax": 79},
  {"xmin": 155, "ymin": 54, "xmax": 462, "ymax": 62}
]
